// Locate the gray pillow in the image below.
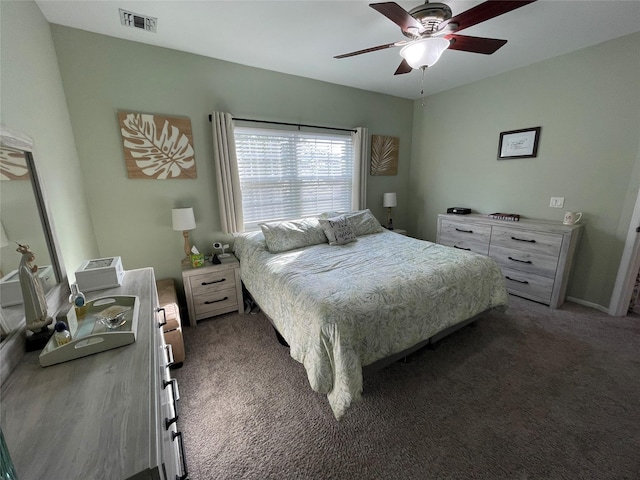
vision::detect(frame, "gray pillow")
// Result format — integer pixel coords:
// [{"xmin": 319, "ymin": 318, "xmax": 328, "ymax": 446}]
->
[
  {"xmin": 259, "ymin": 217, "xmax": 327, "ymax": 253},
  {"xmin": 344, "ymin": 209, "xmax": 385, "ymax": 236},
  {"xmin": 320, "ymin": 209, "xmax": 384, "ymax": 236},
  {"xmin": 319, "ymin": 215, "xmax": 358, "ymax": 246}
]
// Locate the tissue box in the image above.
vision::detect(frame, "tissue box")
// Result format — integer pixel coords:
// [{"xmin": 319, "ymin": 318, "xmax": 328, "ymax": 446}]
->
[
  {"xmin": 0, "ymin": 265, "xmax": 56, "ymax": 307},
  {"xmin": 75, "ymin": 256, "xmax": 125, "ymax": 292},
  {"xmin": 190, "ymin": 253, "xmax": 205, "ymax": 268}
]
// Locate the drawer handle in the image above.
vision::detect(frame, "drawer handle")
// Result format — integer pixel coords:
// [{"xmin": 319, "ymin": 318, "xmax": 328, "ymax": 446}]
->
[
  {"xmin": 204, "ymin": 296, "xmax": 228, "ymax": 305},
  {"xmin": 508, "ymin": 256, "xmax": 532, "ymax": 264},
  {"xmin": 505, "ymin": 275, "xmax": 529, "ymax": 285},
  {"xmin": 165, "ymin": 379, "xmax": 180, "ymax": 430},
  {"xmin": 453, "ymin": 245, "xmax": 471, "ymax": 251},
  {"xmin": 157, "ymin": 307, "xmax": 167, "ymax": 328},
  {"xmin": 202, "ymin": 278, "xmax": 226, "ymax": 285},
  {"xmin": 511, "ymin": 236, "xmax": 536, "ymax": 243},
  {"xmin": 455, "ymin": 228, "xmax": 473, "ymax": 234},
  {"xmin": 172, "ymin": 430, "xmax": 189, "ymax": 480},
  {"xmin": 163, "ymin": 378, "xmax": 181, "ymax": 401},
  {"xmin": 165, "ymin": 344, "xmax": 174, "ymax": 368}
]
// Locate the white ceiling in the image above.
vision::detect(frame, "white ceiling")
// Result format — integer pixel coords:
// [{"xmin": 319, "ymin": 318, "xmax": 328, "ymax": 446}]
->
[{"xmin": 36, "ymin": 0, "xmax": 640, "ymax": 100}]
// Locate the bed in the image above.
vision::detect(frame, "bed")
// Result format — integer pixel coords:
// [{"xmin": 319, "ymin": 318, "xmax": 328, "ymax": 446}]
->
[{"xmin": 233, "ymin": 210, "xmax": 508, "ymax": 419}]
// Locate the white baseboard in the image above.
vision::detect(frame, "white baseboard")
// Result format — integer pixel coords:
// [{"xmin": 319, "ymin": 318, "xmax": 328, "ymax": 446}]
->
[{"xmin": 566, "ymin": 296, "xmax": 609, "ymax": 314}]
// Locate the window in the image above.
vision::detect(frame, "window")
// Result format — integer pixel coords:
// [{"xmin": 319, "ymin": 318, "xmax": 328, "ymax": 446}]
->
[{"xmin": 234, "ymin": 126, "xmax": 355, "ymax": 230}]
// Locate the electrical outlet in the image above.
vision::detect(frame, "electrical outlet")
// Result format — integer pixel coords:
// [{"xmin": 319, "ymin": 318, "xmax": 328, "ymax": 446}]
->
[{"xmin": 550, "ymin": 197, "xmax": 565, "ymax": 208}]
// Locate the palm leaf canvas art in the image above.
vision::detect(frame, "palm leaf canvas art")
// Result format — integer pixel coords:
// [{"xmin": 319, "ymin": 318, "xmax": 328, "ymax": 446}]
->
[
  {"xmin": 370, "ymin": 135, "xmax": 399, "ymax": 176},
  {"xmin": 0, "ymin": 147, "xmax": 29, "ymax": 181},
  {"xmin": 118, "ymin": 112, "xmax": 197, "ymax": 179}
]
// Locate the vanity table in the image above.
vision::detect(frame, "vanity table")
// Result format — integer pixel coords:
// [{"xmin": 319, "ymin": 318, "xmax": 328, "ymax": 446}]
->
[{"xmin": 0, "ymin": 268, "xmax": 186, "ymax": 480}]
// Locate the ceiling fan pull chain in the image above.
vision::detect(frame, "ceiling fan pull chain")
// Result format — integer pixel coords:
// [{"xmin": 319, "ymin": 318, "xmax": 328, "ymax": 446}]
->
[{"xmin": 421, "ymin": 66, "xmax": 426, "ymax": 107}]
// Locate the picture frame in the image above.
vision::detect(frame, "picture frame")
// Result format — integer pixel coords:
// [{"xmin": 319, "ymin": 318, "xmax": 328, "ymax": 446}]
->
[
  {"xmin": 118, "ymin": 111, "xmax": 197, "ymax": 179},
  {"xmin": 497, "ymin": 126, "xmax": 541, "ymax": 159},
  {"xmin": 370, "ymin": 135, "xmax": 399, "ymax": 176}
]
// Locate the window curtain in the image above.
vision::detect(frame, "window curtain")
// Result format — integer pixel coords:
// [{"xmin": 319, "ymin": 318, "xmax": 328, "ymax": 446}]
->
[
  {"xmin": 211, "ymin": 111, "xmax": 243, "ymax": 233},
  {"xmin": 352, "ymin": 127, "xmax": 369, "ymax": 211}
]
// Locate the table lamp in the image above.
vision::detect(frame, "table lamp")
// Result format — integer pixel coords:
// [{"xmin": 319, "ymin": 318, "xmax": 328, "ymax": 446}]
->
[
  {"xmin": 172, "ymin": 207, "xmax": 196, "ymax": 259},
  {"xmin": 383, "ymin": 193, "xmax": 397, "ymax": 230}
]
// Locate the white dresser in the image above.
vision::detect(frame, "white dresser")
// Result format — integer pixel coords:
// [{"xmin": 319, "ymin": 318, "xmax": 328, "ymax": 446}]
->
[
  {"xmin": 437, "ymin": 214, "xmax": 582, "ymax": 308},
  {"xmin": 0, "ymin": 268, "xmax": 187, "ymax": 480}
]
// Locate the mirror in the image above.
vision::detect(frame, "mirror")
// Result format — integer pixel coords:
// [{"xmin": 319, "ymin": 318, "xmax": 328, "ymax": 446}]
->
[{"xmin": 0, "ymin": 126, "xmax": 70, "ymax": 382}]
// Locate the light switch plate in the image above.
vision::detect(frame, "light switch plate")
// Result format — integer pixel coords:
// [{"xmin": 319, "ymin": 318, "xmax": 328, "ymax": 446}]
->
[{"xmin": 550, "ymin": 197, "xmax": 565, "ymax": 208}]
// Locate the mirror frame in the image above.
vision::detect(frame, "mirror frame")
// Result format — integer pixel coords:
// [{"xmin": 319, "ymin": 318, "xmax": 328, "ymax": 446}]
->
[{"xmin": 0, "ymin": 126, "xmax": 70, "ymax": 383}]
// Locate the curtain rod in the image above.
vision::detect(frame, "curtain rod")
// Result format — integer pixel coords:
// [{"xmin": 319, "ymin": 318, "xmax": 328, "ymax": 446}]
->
[{"xmin": 208, "ymin": 114, "xmax": 356, "ymax": 133}]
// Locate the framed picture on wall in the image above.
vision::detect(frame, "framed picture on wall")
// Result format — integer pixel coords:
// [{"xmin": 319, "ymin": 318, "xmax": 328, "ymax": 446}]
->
[
  {"xmin": 497, "ymin": 126, "xmax": 541, "ymax": 159},
  {"xmin": 118, "ymin": 111, "xmax": 197, "ymax": 179}
]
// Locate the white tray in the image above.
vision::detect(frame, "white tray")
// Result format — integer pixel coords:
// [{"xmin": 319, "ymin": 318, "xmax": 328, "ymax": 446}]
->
[{"xmin": 39, "ymin": 295, "xmax": 139, "ymax": 367}]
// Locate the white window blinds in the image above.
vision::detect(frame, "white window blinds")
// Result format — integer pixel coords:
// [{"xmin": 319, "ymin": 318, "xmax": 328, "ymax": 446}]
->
[{"xmin": 234, "ymin": 126, "xmax": 355, "ymax": 230}]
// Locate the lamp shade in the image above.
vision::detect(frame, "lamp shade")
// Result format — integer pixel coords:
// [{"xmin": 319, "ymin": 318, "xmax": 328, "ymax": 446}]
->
[
  {"xmin": 0, "ymin": 222, "xmax": 8, "ymax": 247},
  {"xmin": 172, "ymin": 207, "xmax": 196, "ymax": 231},
  {"xmin": 383, "ymin": 193, "xmax": 397, "ymax": 208},
  {"xmin": 399, "ymin": 37, "xmax": 450, "ymax": 69}
]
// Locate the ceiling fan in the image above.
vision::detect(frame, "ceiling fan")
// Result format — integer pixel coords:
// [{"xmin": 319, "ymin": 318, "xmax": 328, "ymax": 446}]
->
[{"xmin": 335, "ymin": 1, "xmax": 538, "ymax": 75}]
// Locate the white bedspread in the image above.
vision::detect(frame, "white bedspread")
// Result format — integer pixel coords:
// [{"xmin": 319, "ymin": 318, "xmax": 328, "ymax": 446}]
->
[{"xmin": 234, "ymin": 230, "xmax": 508, "ymax": 419}]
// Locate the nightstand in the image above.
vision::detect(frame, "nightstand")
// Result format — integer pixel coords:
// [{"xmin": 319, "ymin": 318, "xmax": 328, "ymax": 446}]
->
[{"xmin": 181, "ymin": 255, "xmax": 243, "ymax": 326}]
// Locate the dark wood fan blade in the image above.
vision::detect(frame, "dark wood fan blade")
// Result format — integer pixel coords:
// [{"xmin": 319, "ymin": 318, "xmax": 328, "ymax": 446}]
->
[
  {"xmin": 394, "ymin": 59, "xmax": 413, "ymax": 75},
  {"xmin": 442, "ymin": 0, "xmax": 537, "ymax": 33},
  {"xmin": 334, "ymin": 42, "xmax": 401, "ymax": 59},
  {"xmin": 370, "ymin": 2, "xmax": 423, "ymax": 33},
  {"xmin": 444, "ymin": 34, "xmax": 507, "ymax": 55}
]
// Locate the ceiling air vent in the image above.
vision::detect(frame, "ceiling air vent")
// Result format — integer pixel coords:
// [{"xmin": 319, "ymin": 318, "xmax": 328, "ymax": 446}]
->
[{"xmin": 119, "ymin": 9, "xmax": 157, "ymax": 33}]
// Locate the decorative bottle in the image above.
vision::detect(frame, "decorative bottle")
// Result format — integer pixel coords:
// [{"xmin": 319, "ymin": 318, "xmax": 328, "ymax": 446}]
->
[
  {"xmin": 69, "ymin": 283, "xmax": 87, "ymax": 319},
  {"xmin": 0, "ymin": 427, "xmax": 18, "ymax": 480},
  {"xmin": 53, "ymin": 321, "xmax": 71, "ymax": 347}
]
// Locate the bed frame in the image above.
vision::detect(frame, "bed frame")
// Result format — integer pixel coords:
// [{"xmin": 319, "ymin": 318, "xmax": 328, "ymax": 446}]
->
[{"xmin": 254, "ymin": 294, "xmax": 490, "ymax": 378}]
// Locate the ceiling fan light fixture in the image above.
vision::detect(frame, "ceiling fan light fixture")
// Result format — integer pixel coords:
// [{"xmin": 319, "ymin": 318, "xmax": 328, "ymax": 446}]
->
[{"xmin": 399, "ymin": 37, "xmax": 450, "ymax": 69}]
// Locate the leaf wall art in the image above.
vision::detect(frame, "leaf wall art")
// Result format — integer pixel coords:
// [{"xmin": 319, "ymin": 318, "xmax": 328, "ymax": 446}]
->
[
  {"xmin": 0, "ymin": 147, "xmax": 29, "ymax": 181},
  {"xmin": 118, "ymin": 111, "xmax": 197, "ymax": 179},
  {"xmin": 370, "ymin": 135, "xmax": 399, "ymax": 176}
]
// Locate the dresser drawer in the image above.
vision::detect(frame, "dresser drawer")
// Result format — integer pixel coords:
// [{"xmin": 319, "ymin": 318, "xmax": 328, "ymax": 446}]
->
[
  {"xmin": 193, "ymin": 286, "xmax": 238, "ymax": 318},
  {"xmin": 440, "ymin": 219, "xmax": 491, "ymax": 244},
  {"xmin": 490, "ymin": 226, "xmax": 563, "ymax": 257},
  {"xmin": 489, "ymin": 244, "xmax": 559, "ymax": 278},
  {"xmin": 189, "ymin": 267, "xmax": 236, "ymax": 296},
  {"xmin": 439, "ymin": 234, "xmax": 490, "ymax": 255},
  {"xmin": 500, "ymin": 266, "xmax": 554, "ymax": 303}
]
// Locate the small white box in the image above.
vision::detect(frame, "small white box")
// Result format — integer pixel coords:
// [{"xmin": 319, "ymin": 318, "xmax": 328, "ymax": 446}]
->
[
  {"xmin": 75, "ymin": 257, "xmax": 125, "ymax": 292},
  {"xmin": 0, "ymin": 265, "xmax": 56, "ymax": 307}
]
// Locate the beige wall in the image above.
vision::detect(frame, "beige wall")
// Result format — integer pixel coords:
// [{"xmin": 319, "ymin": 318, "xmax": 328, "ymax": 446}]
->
[
  {"xmin": 49, "ymin": 25, "xmax": 413, "ymax": 285},
  {"xmin": 410, "ymin": 32, "xmax": 640, "ymax": 309},
  {"xmin": 0, "ymin": 1, "xmax": 99, "ymax": 282}
]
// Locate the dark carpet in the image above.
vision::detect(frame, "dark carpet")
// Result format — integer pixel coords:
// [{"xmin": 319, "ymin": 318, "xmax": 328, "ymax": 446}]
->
[{"xmin": 173, "ymin": 296, "xmax": 640, "ymax": 480}]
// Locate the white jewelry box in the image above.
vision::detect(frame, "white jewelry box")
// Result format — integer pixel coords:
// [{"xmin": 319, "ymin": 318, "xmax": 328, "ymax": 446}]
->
[
  {"xmin": 0, "ymin": 265, "xmax": 56, "ymax": 307},
  {"xmin": 75, "ymin": 257, "xmax": 125, "ymax": 292}
]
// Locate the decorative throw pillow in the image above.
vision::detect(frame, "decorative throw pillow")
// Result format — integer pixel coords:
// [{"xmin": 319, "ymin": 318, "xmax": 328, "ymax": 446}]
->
[
  {"xmin": 344, "ymin": 209, "xmax": 385, "ymax": 236},
  {"xmin": 319, "ymin": 215, "xmax": 357, "ymax": 246},
  {"xmin": 259, "ymin": 217, "xmax": 327, "ymax": 253}
]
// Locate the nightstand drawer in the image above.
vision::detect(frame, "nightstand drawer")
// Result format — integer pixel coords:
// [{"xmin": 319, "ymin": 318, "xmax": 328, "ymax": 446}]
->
[
  {"xmin": 189, "ymin": 268, "xmax": 236, "ymax": 296},
  {"xmin": 193, "ymin": 286, "xmax": 238, "ymax": 318},
  {"xmin": 490, "ymin": 226, "xmax": 562, "ymax": 257},
  {"xmin": 489, "ymin": 244, "xmax": 559, "ymax": 278},
  {"xmin": 501, "ymin": 267, "xmax": 554, "ymax": 303}
]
